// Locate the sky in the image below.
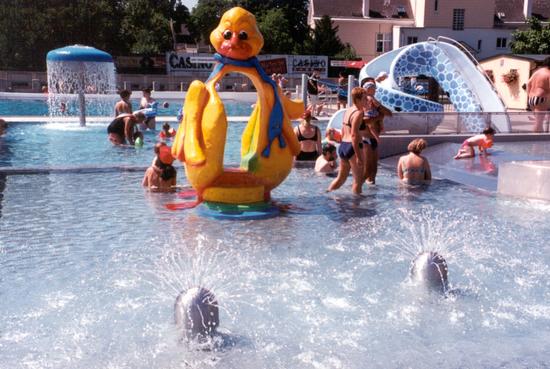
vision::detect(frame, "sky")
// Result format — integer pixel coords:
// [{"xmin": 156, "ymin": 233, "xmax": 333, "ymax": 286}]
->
[{"xmin": 181, "ymin": 0, "xmax": 198, "ymax": 10}]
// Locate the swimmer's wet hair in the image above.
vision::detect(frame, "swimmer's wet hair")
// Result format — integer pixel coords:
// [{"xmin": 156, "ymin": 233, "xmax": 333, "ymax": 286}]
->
[
  {"xmin": 119, "ymin": 89, "xmax": 131, "ymax": 98},
  {"xmin": 408, "ymin": 138, "xmax": 427, "ymax": 154},
  {"xmin": 322, "ymin": 142, "xmax": 336, "ymax": 154},
  {"xmin": 351, "ymin": 87, "xmax": 366, "ymax": 103},
  {"xmin": 483, "ymin": 127, "xmax": 495, "ymax": 135}
]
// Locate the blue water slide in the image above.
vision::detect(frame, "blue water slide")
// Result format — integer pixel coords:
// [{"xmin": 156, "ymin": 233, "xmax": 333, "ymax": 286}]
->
[{"xmin": 357, "ymin": 39, "xmax": 510, "ymax": 132}]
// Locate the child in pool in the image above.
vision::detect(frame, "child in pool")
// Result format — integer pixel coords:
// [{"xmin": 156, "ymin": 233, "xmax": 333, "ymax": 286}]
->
[
  {"xmin": 323, "ymin": 128, "xmax": 342, "ymax": 146},
  {"xmin": 159, "ymin": 122, "xmax": 176, "ymax": 140},
  {"xmin": 142, "ymin": 143, "xmax": 177, "ymax": 191},
  {"xmin": 454, "ymin": 127, "xmax": 495, "ymax": 159}
]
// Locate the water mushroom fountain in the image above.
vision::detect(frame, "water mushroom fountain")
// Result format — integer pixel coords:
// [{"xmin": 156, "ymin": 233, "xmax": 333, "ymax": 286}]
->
[{"xmin": 46, "ymin": 45, "xmax": 116, "ymax": 126}]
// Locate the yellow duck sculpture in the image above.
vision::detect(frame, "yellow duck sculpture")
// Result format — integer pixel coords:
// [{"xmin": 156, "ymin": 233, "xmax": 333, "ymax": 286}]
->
[{"xmin": 172, "ymin": 7, "xmax": 304, "ymax": 205}]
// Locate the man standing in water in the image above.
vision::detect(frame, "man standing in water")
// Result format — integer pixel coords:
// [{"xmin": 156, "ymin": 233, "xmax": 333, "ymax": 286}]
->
[{"xmin": 527, "ymin": 57, "xmax": 550, "ymax": 132}]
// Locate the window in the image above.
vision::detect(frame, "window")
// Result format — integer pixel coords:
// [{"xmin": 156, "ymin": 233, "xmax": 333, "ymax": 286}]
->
[
  {"xmin": 397, "ymin": 5, "xmax": 406, "ymax": 16},
  {"xmin": 452, "ymin": 9, "xmax": 465, "ymax": 30},
  {"xmin": 376, "ymin": 33, "xmax": 392, "ymax": 53},
  {"xmin": 477, "ymin": 40, "xmax": 482, "ymax": 50},
  {"xmin": 407, "ymin": 36, "xmax": 418, "ymax": 45},
  {"xmin": 435, "ymin": 0, "xmax": 438, "ymax": 11},
  {"xmin": 496, "ymin": 37, "xmax": 507, "ymax": 48}
]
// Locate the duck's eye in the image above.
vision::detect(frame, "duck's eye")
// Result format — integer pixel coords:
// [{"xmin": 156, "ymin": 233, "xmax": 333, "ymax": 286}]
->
[
  {"xmin": 238, "ymin": 31, "xmax": 248, "ymax": 40},
  {"xmin": 223, "ymin": 30, "xmax": 232, "ymax": 40}
]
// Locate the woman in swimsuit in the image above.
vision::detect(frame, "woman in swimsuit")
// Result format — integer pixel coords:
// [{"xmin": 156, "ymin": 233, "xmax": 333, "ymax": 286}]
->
[
  {"xmin": 361, "ymin": 82, "xmax": 392, "ymax": 185},
  {"xmin": 397, "ymin": 138, "xmax": 431, "ymax": 185},
  {"xmin": 107, "ymin": 111, "xmax": 146, "ymax": 145},
  {"xmin": 327, "ymin": 87, "xmax": 367, "ymax": 195},
  {"xmin": 294, "ymin": 109, "xmax": 322, "ymax": 161}
]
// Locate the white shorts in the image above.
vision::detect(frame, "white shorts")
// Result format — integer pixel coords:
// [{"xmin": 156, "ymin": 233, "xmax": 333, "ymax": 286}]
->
[{"xmin": 309, "ymin": 94, "xmax": 319, "ymax": 105}]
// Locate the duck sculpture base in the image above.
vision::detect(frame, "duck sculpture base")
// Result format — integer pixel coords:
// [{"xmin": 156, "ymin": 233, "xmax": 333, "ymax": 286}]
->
[{"xmin": 196, "ymin": 201, "xmax": 279, "ymax": 220}]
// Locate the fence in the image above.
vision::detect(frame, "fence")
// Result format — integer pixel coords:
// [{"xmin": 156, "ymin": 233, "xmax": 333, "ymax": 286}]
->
[
  {"xmin": 0, "ymin": 70, "xmax": 306, "ymax": 93},
  {"xmin": 382, "ymin": 111, "xmax": 550, "ymax": 134}
]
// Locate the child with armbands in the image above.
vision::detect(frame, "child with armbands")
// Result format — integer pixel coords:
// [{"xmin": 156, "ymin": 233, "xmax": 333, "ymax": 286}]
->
[
  {"xmin": 454, "ymin": 127, "xmax": 495, "ymax": 159},
  {"xmin": 323, "ymin": 128, "xmax": 342, "ymax": 146},
  {"xmin": 159, "ymin": 122, "xmax": 176, "ymax": 140},
  {"xmin": 142, "ymin": 143, "xmax": 177, "ymax": 191}
]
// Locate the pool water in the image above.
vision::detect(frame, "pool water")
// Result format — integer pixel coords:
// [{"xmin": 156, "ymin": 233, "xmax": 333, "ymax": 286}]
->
[
  {"xmin": 1, "ymin": 154, "xmax": 549, "ymax": 368},
  {"xmin": 0, "ymin": 121, "xmax": 257, "ymax": 169},
  {"xmin": 1, "ymin": 117, "xmax": 549, "ymax": 368},
  {"xmin": 0, "ymin": 98, "xmax": 253, "ymax": 117}
]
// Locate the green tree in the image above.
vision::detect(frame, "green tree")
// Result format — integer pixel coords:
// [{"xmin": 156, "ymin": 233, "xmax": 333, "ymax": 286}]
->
[
  {"xmin": 303, "ymin": 15, "xmax": 346, "ymax": 56},
  {"xmin": 190, "ymin": 0, "xmax": 234, "ymax": 46},
  {"xmin": 511, "ymin": 17, "xmax": 550, "ymax": 54},
  {"xmin": 0, "ymin": 0, "xmax": 195, "ymax": 70},
  {"xmin": 335, "ymin": 43, "xmax": 358, "ymax": 60},
  {"xmin": 0, "ymin": 0, "xmax": 126, "ymax": 70},
  {"xmin": 257, "ymin": 8, "xmax": 294, "ymax": 54},
  {"xmin": 121, "ymin": 0, "xmax": 175, "ymax": 55}
]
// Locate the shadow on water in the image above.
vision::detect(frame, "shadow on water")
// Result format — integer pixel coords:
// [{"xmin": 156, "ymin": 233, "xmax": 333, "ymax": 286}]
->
[
  {"xmin": 0, "ymin": 126, "xmax": 13, "ymax": 167},
  {"xmin": 279, "ymin": 193, "xmax": 378, "ymax": 222}
]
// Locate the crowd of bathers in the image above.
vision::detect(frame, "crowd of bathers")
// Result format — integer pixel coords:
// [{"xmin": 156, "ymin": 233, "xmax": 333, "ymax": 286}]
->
[
  {"xmin": 106, "ymin": 81, "xmax": 496, "ymax": 194},
  {"xmin": 295, "ymin": 74, "xmax": 497, "ymax": 194},
  {"xmin": 107, "ymin": 88, "xmax": 179, "ymax": 192}
]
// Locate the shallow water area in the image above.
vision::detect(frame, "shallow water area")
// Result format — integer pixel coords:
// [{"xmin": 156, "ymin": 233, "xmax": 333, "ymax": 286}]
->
[
  {"xmin": 1, "ymin": 164, "xmax": 549, "ymax": 368},
  {"xmin": 0, "ymin": 120, "xmax": 256, "ymax": 168},
  {"xmin": 0, "ymin": 98, "xmax": 253, "ymax": 117},
  {"xmin": 1, "ymin": 94, "xmax": 550, "ymax": 368}
]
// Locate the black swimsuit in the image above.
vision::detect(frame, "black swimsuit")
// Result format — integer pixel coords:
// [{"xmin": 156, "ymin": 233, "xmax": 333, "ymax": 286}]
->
[
  {"xmin": 297, "ymin": 126, "xmax": 319, "ymax": 142},
  {"xmin": 343, "ymin": 111, "xmax": 366, "ymax": 131},
  {"xmin": 296, "ymin": 126, "xmax": 320, "ymax": 161}
]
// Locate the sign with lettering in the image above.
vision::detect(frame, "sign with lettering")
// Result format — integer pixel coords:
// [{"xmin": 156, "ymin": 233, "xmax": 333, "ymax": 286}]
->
[
  {"xmin": 165, "ymin": 53, "xmax": 328, "ymax": 77},
  {"xmin": 288, "ymin": 55, "xmax": 328, "ymax": 77},
  {"xmin": 166, "ymin": 52, "xmax": 215, "ymax": 75}
]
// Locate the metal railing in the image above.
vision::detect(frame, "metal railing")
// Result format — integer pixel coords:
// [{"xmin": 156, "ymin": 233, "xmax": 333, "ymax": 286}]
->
[{"xmin": 381, "ymin": 111, "xmax": 550, "ymax": 135}]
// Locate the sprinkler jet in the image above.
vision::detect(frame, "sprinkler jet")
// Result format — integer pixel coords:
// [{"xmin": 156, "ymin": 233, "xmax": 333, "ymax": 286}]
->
[
  {"xmin": 409, "ymin": 251, "xmax": 449, "ymax": 294},
  {"xmin": 174, "ymin": 287, "xmax": 219, "ymax": 341}
]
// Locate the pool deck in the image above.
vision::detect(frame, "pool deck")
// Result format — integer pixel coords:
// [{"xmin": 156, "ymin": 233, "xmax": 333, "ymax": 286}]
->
[{"xmin": 381, "ymin": 139, "xmax": 550, "ymax": 192}]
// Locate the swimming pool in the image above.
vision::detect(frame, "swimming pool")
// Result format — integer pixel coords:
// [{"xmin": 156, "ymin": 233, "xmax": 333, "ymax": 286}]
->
[
  {"xmin": 0, "ymin": 121, "xmax": 255, "ymax": 169},
  {"xmin": 0, "ymin": 98, "xmax": 253, "ymax": 117},
  {"xmin": 1, "ymin": 118, "xmax": 549, "ymax": 368}
]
